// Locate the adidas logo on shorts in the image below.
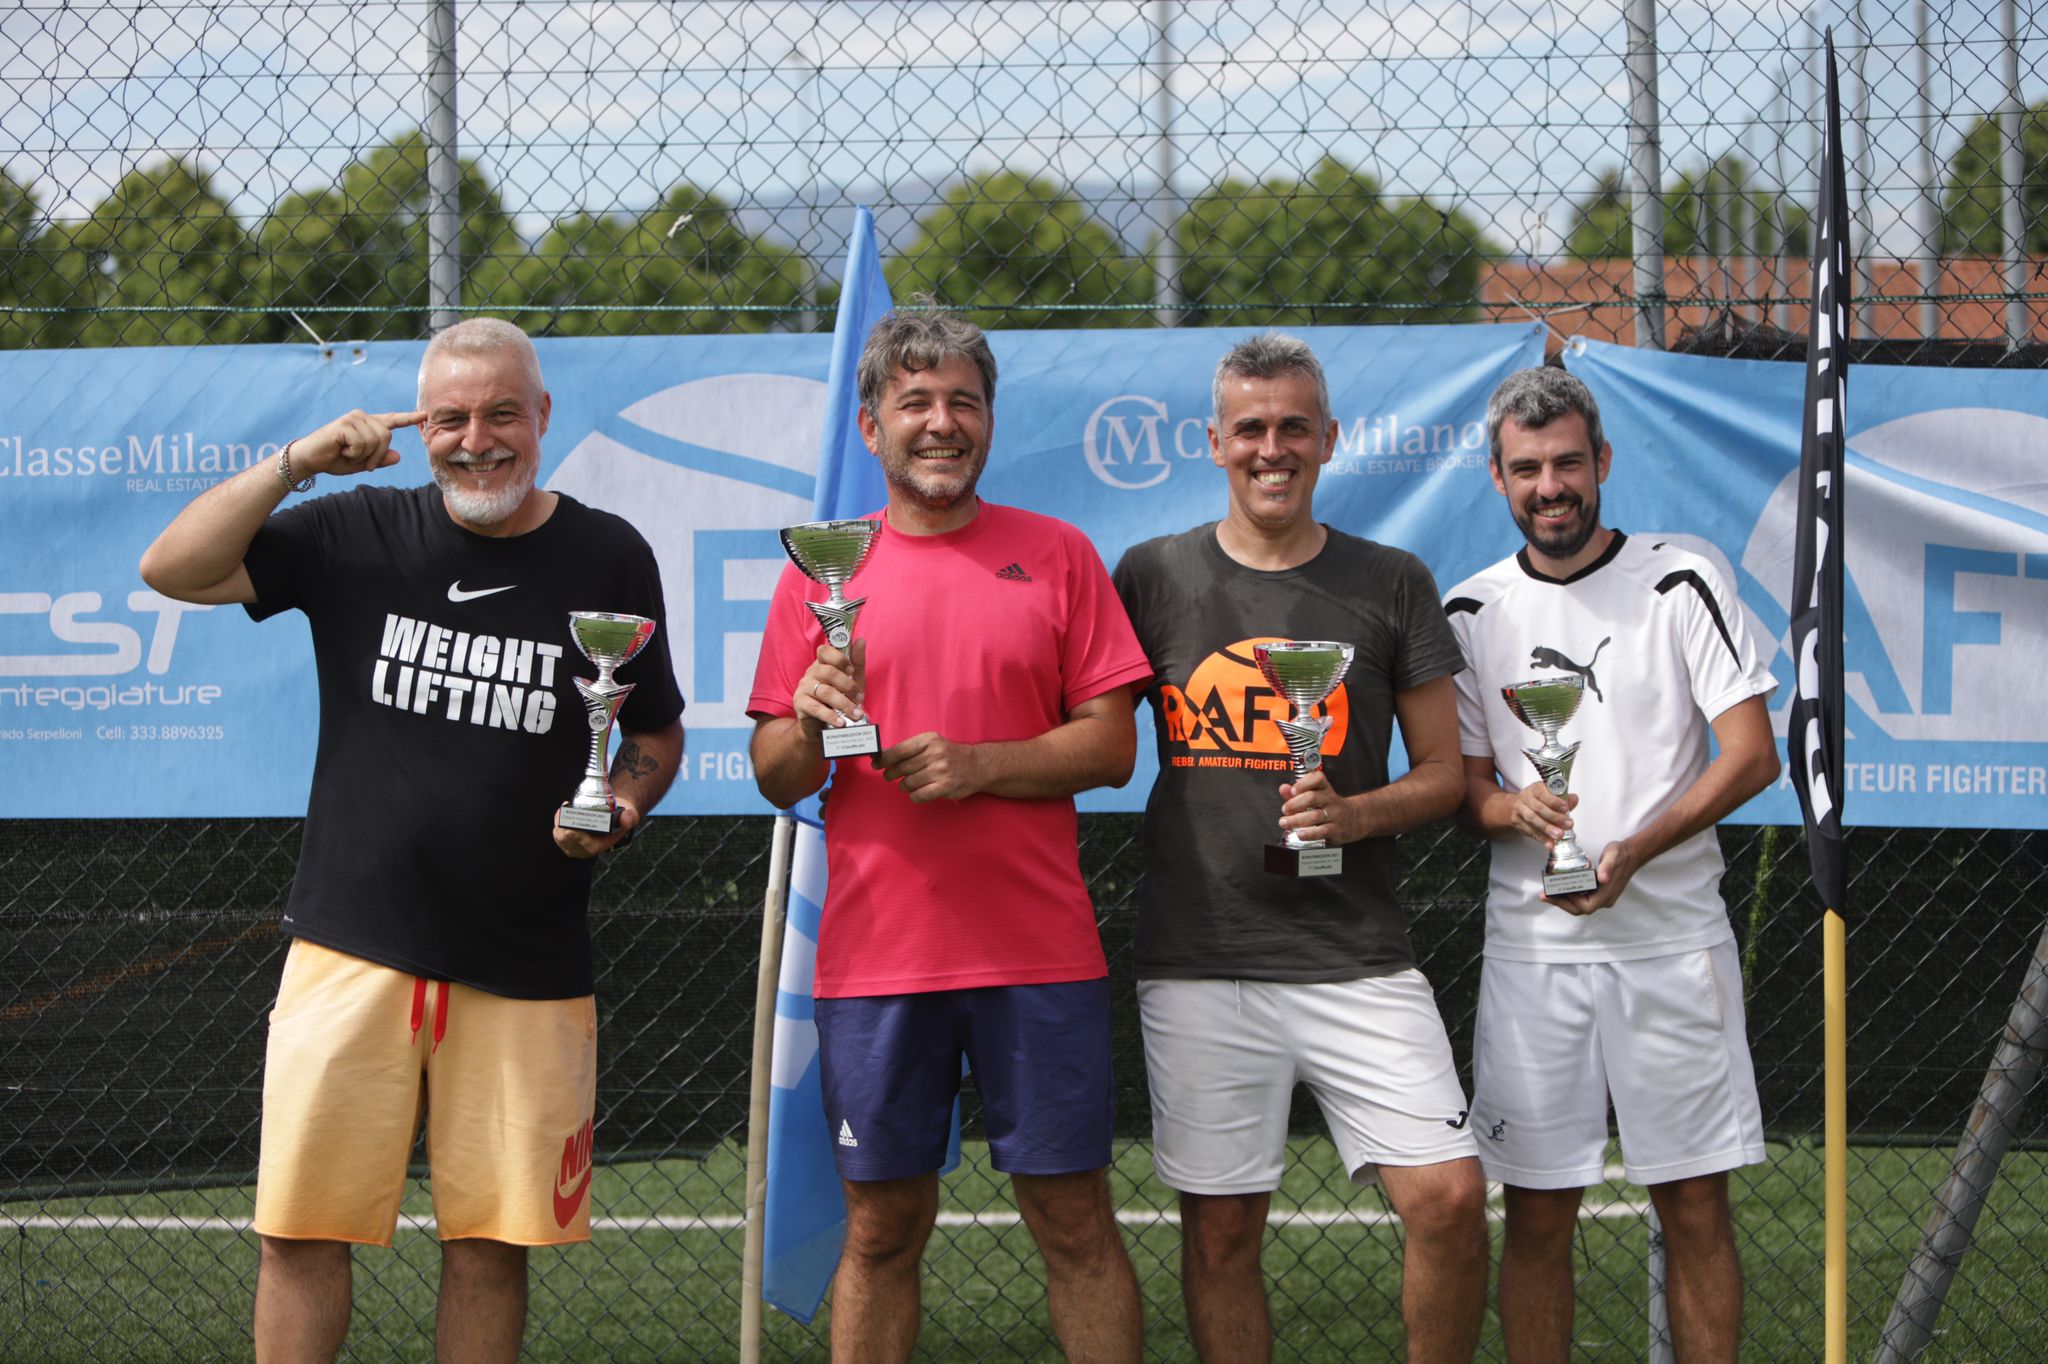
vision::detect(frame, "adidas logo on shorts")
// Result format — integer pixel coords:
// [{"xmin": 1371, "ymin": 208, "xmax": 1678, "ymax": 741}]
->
[{"xmin": 838, "ymin": 1119, "xmax": 859, "ymax": 1148}]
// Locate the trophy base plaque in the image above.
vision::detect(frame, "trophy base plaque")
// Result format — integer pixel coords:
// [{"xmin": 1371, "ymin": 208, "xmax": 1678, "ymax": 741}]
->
[
  {"xmin": 1542, "ymin": 866, "xmax": 1599, "ymax": 896},
  {"xmin": 559, "ymin": 803, "xmax": 621, "ymax": 835},
  {"xmin": 1265, "ymin": 842, "xmax": 1343, "ymax": 878},
  {"xmin": 821, "ymin": 720, "xmax": 881, "ymax": 759}
]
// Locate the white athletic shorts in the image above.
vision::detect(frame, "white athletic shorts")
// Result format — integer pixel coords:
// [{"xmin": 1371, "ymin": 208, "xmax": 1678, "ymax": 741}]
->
[
  {"xmin": 1470, "ymin": 941, "xmax": 1766, "ymax": 1190},
  {"xmin": 1138, "ymin": 972, "xmax": 1478, "ymax": 1195}
]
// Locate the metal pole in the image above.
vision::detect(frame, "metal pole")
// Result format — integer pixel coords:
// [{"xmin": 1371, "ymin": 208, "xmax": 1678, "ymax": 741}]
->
[
  {"xmin": 2001, "ymin": 0, "xmax": 2027, "ymax": 350},
  {"xmin": 1151, "ymin": 0, "xmax": 1180, "ymax": 327},
  {"xmin": 1915, "ymin": 0, "xmax": 1941, "ymax": 340},
  {"xmin": 1849, "ymin": 4, "xmax": 1875, "ymax": 340},
  {"xmin": 1646, "ymin": 1205, "xmax": 1676, "ymax": 1363},
  {"xmin": 1874, "ymin": 916, "xmax": 2048, "ymax": 1363},
  {"xmin": 1624, "ymin": 0, "xmax": 1666, "ymax": 349},
  {"xmin": 740, "ymin": 814, "xmax": 797, "ymax": 1364},
  {"xmin": 424, "ymin": 0, "xmax": 461, "ymax": 333}
]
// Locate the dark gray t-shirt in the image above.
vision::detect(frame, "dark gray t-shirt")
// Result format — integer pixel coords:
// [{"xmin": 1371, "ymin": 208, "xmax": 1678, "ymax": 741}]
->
[{"xmin": 1112, "ymin": 524, "xmax": 1464, "ymax": 981}]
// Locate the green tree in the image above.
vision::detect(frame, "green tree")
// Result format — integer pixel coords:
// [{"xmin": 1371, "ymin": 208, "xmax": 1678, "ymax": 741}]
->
[
  {"xmin": 254, "ymin": 130, "xmax": 519, "ymax": 341},
  {"xmin": 887, "ymin": 170, "xmax": 1148, "ymax": 329},
  {"xmin": 42, "ymin": 158, "xmax": 259, "ymax": 347},
  {"xmin": 1172, "ymin": 156, "xmax": 1493, "ymax": 325},
  {"xmin": 484, "ymin": 184, "xmax": 805, "ymax": 336},
  {"xmin": 1565, "ymin": 158, "xmax": 1810, "ymax": 261},
  {"xmin": 1940, "ymin": 101, "xmax": 2048, "ymax": 256},
  {"xmin": 0, "ymin": 169, "xmax": 58, "ymax": 348}
]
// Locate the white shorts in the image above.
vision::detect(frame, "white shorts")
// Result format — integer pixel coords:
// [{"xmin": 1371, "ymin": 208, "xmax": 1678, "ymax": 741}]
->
[
  {"xmin": 1470, "ymin": 942, "xmax": 1766, "ymax": 1190},
  {"xmin": 1138, "ymin": 972, "xmax": 1478, "ymax": 1195}
]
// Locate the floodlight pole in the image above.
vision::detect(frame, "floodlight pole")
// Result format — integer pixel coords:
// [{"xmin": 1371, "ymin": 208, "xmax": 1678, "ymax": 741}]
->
[
  {"xmin": 1915, "ymin": 0, "xmax": 1940, "ymax": 341},
  {"xmin": 1152, "ymin": 0, "xmax": 1180, "ymax": 327},
  {"xmin": 2001, "ymin": 0, "xmax": 2027, "ymax": 350},
  {"xmin": 1624, "ymin": 0, "xmax": 1666, "ymax": 349},
  {"xmin": 425, "ymin": 0, "xmax": 461, "ymax": 333}
]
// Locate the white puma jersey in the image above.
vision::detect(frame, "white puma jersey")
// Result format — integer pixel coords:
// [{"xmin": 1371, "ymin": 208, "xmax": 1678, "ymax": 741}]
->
[{"xmin": 1445, "ymin": 533, "xmax": 1777, "ymax": 963}]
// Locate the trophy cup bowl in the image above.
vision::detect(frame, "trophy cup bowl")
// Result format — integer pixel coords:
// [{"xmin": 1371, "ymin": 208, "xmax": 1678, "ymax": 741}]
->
[
  {"xmin": 781, "ymin": 519, "xmax": 884, "ymax": 758},
  {"xmin": 1253, "ymin": 639, "xmax": 1355, "ymax": 879},
  {"xmin": 559, "ymin": 611, "xmax": 657, "ymax": 834},
  {"xmin": 1500, "ymin": 674, "xmax": 1599, "ymax": 896}
]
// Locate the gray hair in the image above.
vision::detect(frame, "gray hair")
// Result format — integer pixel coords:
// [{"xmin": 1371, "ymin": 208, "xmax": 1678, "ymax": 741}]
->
[
  {"xmin": 856, "ymin": 303, "xmax": 998, "ymax": 419},
  {"xmin": 1485, "ymin": 366, "xmax": 1605, "ymax": 467},
  {"xmin": 418, "ymin": 318, "xmax": 544, "ymax": 405},
  {"xmin": 1211, "ymin": 332, "xmax": 1331, "ymax": 427}
]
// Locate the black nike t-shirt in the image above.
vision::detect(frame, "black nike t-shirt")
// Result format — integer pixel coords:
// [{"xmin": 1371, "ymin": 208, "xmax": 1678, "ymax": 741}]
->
[{"xmin": 243, "ymin": 484, "xmax": 684, "ymax": 998}]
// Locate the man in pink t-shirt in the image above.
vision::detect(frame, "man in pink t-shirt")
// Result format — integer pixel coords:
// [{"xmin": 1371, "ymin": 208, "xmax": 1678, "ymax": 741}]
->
[{"xmin": 748, "ymin": 307, "xmax": 1150, "ymax": 1363}]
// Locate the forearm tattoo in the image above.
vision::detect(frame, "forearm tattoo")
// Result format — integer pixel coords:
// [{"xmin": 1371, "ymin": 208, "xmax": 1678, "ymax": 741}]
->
[{"xmin": 613, "ymin": 737, "xmax": 659, "ymax": 782}]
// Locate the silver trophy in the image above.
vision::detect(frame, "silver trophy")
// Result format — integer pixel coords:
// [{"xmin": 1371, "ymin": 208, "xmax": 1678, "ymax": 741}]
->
[
  {"xmin": 780, "ymin": 519, "xmax": 884, "ymax": 759},
  {"xmin": 558, "ymin": 611, "xmax": 657, "ymax": 834},
  {"xmin": 1501, "ymin": 675, "xmax": 1600, "ymax": 896},
  {"xmin": 1253, "ymin": 639, "xmax": 1355, "ymax": 878}
]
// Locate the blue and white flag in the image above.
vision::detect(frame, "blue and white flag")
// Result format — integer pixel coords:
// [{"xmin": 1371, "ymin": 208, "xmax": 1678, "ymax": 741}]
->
[{"xmin": 762, "ymin": 207, "xmax": 890, "ymax": 1323}]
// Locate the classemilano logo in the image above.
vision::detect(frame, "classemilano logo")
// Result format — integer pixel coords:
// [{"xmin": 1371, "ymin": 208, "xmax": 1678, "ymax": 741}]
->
[{"xmin": 0, "ymin": 432, "xmax": 275, "ymax": 491}]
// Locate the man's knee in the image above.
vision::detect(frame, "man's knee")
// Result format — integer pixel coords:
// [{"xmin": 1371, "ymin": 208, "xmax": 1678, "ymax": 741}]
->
[
  {"xmin": 1015, "ymin": 1170, "xmax": 1123, "ymax": 1267},
  {"xmin": 441, "ymin": 1238, "xmax": 528, "ymax": 1285},
  {"xmin": 1502, "ymin": 1185, "xmax": 1585, "ymax": 1251},
  {"xmin": 843, "ymin": 1177, "xmax": 940, "ymax": 1267},
  {"xmin": 1179, "ymin": 1192, "xmax": 1269, "ymax": 1276},
  {"xmin": 1649, "ymin": 1174, "xmax": 1736, "ymax": 1250},
  {"xmin": 259, "ymin": 1235, "xmax": 352, "ymax": 1278}
]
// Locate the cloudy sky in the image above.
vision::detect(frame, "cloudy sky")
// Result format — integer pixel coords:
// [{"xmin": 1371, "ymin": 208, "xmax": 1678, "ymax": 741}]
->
[{"xmin": 2, "ymin": 0, "xmax": 2041, "ymax": 265}]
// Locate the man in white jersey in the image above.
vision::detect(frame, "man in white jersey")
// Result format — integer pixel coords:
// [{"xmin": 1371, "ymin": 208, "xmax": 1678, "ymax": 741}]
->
[{"xmin": 1443, "ymin": 367, "xmax": 1779, "ymax": 1364}]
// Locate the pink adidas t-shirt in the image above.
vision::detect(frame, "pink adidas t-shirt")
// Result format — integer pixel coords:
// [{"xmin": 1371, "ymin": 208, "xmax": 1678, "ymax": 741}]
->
[{"xmin": 749, "ymin": 501, "xmax": 1151, "ymax": 998}]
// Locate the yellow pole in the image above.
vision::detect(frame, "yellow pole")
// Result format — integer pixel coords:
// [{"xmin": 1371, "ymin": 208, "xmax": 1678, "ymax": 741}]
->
[{"xmin": 1825, "ymin": 907, "xmax": 1848, "ymax": 1364}]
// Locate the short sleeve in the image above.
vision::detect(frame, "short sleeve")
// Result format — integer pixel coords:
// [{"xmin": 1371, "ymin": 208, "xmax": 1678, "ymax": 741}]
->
[
  {"xmin": 1109, "ymin": 543, "xmax": 1157, "ymax": 676},
  {"xmin": 1443, "ymin": 599, "xmax": 1494, "ymax": 760},
  {"xmin": 1058, "ymin": 526, "xmax": 1152, "ymax": 711},
  {"xmin": 1390, "ymin": 552, "xmax": 1465, "ymax": 692},
  {"xmin": 746, "ymin": 562, "xmax": 819, "ymax": 720},
  {"xmin": 1669, "ymin": 559, "xmax": 1777, "ymax": 722},
  {"xmin": 242, "ymin": 494, "xmax": 340, "ymax": 621},
  {"xmin": 614, "ymin": 530, "xmax": 686, "ymax": 731}
]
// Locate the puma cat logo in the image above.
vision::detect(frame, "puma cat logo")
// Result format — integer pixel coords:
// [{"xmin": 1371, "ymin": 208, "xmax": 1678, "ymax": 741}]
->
[{"xmin": 1529, "ymin": 637, "xmax": 1611, "ymax": 702}]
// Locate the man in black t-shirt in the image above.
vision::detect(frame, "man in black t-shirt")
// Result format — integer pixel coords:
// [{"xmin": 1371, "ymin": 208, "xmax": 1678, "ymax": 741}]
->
[
  {"xmin": 1111, "ymin": 334, "xmax": 1486, "ymax": 1362},
  {"xmin": 140, "ymin": 318, "xmax": 683, "ymax": 1364}
]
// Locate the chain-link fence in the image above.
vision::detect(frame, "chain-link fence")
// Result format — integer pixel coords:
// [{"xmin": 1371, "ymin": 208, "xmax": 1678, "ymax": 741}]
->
[
  {"xmin": 3, "ymin": 1, "xmax": 2047, "ymax": 1359},
  {"xmin": 1, "ymin": 1, "xmax": 2046, "ymax": 355},
  {"xmin": 6, "ymin": 820, "xmax": 2047, "ymax": 1360}
]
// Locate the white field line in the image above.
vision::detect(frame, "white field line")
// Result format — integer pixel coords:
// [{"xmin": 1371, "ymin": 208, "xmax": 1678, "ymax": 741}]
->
[{"xmin": 5, "ymin": 1195, "xmax": 1652, "ymax": 1236}]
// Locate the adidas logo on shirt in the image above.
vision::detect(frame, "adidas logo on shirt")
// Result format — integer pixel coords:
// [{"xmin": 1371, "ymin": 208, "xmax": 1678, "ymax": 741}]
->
[
  {"xmin": 838, "ymin": 1120, "xmax": 859, "ymax": 1148},
  {"xmin": 995, "ymin": 562, "xmax": 1033, "ymax": 582}
]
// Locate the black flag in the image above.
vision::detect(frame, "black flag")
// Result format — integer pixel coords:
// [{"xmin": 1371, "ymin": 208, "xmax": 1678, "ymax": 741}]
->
[{"xmin": 1788, "ymin": 30, "xmax": 1849, "ymax": 913}]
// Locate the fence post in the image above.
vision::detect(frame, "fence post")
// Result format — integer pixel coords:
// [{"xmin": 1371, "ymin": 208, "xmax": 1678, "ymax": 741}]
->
[
  {"xmin": 425, "ymin": 0, "xmax": 461, "ymax": 334},
  {"xmin": 1645, "ymin": 1205, "xmax": 1676, "ymax": 1363},
  {"xmin": 2001, "ymin": 0, "xmax": 2027, "ymax": 351},
  {"xmin": 1874, "ymin": 916, "xmax": 2048, "ymax": 1363},
  {"xmin": 1915, "ymin": 0, "xmax": 1941, "ymax": 341},
  {"xmin": 1151, "ymin": 0, "xmax": 1180, "ymax": 328},
  {"xmin": 1623, "ymin": 0, "xmax": 1665, "ymax": 349},
  {"xmin": 741, "ymin": 815, "xmax": 797, "ymax": 1363}
]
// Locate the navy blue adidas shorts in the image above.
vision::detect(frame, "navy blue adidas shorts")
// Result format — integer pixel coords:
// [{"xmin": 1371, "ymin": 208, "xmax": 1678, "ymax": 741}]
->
[{"xmin": 814, "ymin": 978, "xmax": 1116, "ymax": 1181}]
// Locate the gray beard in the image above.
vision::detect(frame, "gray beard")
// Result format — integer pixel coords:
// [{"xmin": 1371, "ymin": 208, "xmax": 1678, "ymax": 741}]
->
[{"xmin": 434, "ymin": 457, "xmax": 534, "ymax": 526}]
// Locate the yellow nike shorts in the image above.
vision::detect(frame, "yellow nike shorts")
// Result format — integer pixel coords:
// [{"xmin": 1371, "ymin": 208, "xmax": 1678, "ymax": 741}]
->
[{"xmin": 252, "ymin": 938, "xmax": 598, "ymax": 1247}]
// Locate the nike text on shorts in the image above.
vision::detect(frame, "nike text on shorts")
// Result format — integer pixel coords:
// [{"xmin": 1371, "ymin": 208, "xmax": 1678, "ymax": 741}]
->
[
  {"xmin": 1138, "ymin": 972, "xmax": 1477, "ymax": 1195},
  {"xmin": 816, "ymin": 978, "xmax": 1116, "ymax": 1181},
  {"xmin": 1470, "ymin": 941, "xmax": 1766, "ymax": 1189},
  {"xmin": 254, "ymin": 939, "xmax": 598, "ymax": 1246}
]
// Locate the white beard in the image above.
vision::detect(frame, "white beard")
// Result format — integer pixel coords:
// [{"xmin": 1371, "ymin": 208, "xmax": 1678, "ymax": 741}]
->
[{"xmin": 433, "ymin": 451, "xmax": 535, "ymax": 527}]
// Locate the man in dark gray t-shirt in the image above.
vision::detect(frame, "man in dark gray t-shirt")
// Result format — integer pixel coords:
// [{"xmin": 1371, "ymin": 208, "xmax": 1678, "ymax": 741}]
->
[{"xmin": 1111, "ymin": 334, "xmax": 1486, "ymax": 1363}]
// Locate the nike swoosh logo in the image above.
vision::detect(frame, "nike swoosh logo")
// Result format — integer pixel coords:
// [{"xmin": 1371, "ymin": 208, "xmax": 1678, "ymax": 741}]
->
[
  {"xmin": 447, "ymin": 582, "xmax": 515, "ymax": 603},
  {"xmin": 553, "ymin": 1169, "xmax": 592, "ymax": 1227}
]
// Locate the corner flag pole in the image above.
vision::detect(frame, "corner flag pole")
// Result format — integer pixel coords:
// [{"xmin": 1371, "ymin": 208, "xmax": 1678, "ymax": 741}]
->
[{"xmin": 1789, "ymin": 30, "xmax": 1852, "ymax": 1364}]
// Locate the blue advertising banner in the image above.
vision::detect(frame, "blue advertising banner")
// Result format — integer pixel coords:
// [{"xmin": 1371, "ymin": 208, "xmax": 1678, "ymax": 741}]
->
[
  {"xmin": 1566, "ymin": 337, "xmax": 2048, "ymax": 829},
  {"xmin": 0, "ymin": 323, "xmax": 1543, "ymax": 817}
]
